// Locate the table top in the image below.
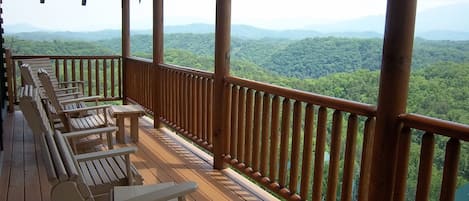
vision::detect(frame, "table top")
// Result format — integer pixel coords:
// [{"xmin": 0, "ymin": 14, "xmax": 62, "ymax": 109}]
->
[
  {"xmin": 113, "ymin": 182, "xmax": 176, "ymax": 201},
  {"xmin": 111, "ymin": 105, "xmax": 145, "ymax": 116}
]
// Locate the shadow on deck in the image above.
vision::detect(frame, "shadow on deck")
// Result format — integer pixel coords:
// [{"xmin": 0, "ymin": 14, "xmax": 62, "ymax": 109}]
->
[{"xmin": 0, "ymin": 110, "xmax": 277, "ymax": 201}]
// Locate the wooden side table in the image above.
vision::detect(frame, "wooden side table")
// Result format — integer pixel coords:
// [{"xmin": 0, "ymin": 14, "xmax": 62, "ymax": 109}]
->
[{"xmin": 111, "ymin": 105, "xmax": 145, "ymax": 143}]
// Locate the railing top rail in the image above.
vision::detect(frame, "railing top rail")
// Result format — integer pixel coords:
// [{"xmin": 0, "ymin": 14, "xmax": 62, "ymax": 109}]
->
[
  {"xmin": 398, "ymin": 113, "xmax": 469, "ymax": 141},
  {"xmin": 226, "ymin": 76, "xmax": 377, "ymax": 117},
  {"xmin": 126, "ymin": 56, "xmax": 153, "ymax": 64},
  {"xmin": 123, "ymin": 57, "xmax": 214, "ymax": 79},
  {"xmin": 159, "ymin": 63, "xmax": 214, "ymax": 79},
  {"xmin": 11, "ymin": 55, "xmax": 122, "ymax": 59}
]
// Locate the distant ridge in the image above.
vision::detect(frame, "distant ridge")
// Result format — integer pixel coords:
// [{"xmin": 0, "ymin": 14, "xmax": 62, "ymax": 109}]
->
[
  {"xmin": 5, "ymin": 2, "xmax": 469, "ymax": 40},
  {"xmin": 6, "ymin": 23, "xmax": 469, "ymax": 41}
]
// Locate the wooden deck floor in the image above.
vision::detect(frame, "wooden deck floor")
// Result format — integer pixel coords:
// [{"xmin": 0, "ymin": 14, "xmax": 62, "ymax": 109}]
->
[{"xmin": 0, "ymin": 110, "xmax": 278, "ymax": 201}]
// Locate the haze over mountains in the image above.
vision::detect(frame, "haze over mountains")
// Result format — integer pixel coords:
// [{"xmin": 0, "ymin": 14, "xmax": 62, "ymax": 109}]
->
[{"xmin": 5, "ymin": 3, "xmax": 469, "ymax": 40}]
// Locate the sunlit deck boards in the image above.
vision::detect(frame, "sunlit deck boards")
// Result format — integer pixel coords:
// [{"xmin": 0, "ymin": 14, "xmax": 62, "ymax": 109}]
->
[{"xmin": 0, "ymin": 110, "xmax": 277, "ymax": 201}]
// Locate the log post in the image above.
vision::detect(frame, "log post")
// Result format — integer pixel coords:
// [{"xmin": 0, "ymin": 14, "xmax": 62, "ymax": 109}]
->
[
  {"xmin": 213, "ymin": 0, "xmax": 231, "ymax": 169},
  {"xmin": 368, "ymin": 0, "xmax": 418, "ymax": 200},
  {"xmin": 153, "ymin": 0, "xmax": 164, "ymax": 128},
  {"xmin": 5, "ymin": 49, "xmax": 14, "ymax": 113},
  {"xmin": 122, "ymin": 0, "xmax": 130, "ymax": 104}
]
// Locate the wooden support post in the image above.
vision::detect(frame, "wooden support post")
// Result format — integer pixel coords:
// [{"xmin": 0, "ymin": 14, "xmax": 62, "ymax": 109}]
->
[
  {"xmin": 122, "ymin": 0, "xmax": 130, "ymax": 104},
  {"xmin": 213, "ymin": 0, "xmax": 231, "ymax": 169},
  {"xmin": 368, "ymin": 0, "xmax": 417, "ymax": 200},
  {"xmin": 5, "ymin": 49, "xmax": 14, "ymax": 113},
  {"xmin": 153, "ymin": 0, "xmax": 164, "ymax": 128}
]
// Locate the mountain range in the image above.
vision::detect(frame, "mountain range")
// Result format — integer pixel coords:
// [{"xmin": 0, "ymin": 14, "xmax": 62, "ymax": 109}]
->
[{"xmin": 5, "ymin": 3, "xmax": 469, "ymax": 41}]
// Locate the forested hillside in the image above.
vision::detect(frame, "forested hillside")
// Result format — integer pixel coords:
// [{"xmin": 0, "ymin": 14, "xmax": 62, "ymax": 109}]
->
[
  {"xmin": 93, "ymin": 34, "xmax": 469, "ymax": 78},
  {"xmin": 5, "ymin": 34, "xmax": 469, "ymax": 124},
  {"xmin": 8, "ymin": 34, "xmax": 469, "ymax": 78},
  {"xmin": 4, "ymin": 33, "xmax": 469, "ymax": 200}
]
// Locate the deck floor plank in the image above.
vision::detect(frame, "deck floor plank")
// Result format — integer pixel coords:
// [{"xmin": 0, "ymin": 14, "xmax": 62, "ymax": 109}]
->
[
  {"xmin": 33, "ymin": 130, "xmax": 52, "ymax": 201},
  {"xmin": 7, "ymin": 112, "xmax": 25, "ymax": 201},
  {"xmin": 0, "ymin": 113, "xmax": 15, "ymax": 201},
  {"xmin": 23, "ymin": 118, "xmax": 43, "ymax": 201},
  {"xmin": 1, "ymin": 110, "xmax": 276, "ymax": 201}
]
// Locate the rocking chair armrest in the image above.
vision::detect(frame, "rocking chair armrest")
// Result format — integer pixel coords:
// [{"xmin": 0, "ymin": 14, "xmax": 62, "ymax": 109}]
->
[
  {"xmin": 75, "ymin": 146, "xmax": 137, "ymax": 162},
  {"xmin": 62, "ymin": 104, "xmax": 110, "ymax": 113},
  {"xmin": 55, "ymin": 87, "xmax": 79, "ymax": 93},
  {"xmin": 62, "ymin": 127, "xmax": 117, "ymax": 138},
  {"xmin": 60, "ymin": 96, "xmax": 101, "ymax": 104},
  {"xmin": 59, "ymin": 80, "xmax": 85, "ymax": 85}
]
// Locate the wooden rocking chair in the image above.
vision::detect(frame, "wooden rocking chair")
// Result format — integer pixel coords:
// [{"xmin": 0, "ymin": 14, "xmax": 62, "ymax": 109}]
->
[
  {"xmin": 18, "ymin": 86, "xmax": 196, "ymax": 201},
  {"xmin": 38, "ymin": 69, "xmax": 115, "ymax": 151}
]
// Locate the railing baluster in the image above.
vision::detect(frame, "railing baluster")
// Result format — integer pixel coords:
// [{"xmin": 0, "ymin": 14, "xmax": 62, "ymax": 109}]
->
[
  {"xmin": 164, "ymin": 69, "xmax": 169, "ymax": 119},
  {"xmin": 237, "ymin": 87, "xmax": 246, "ymax": 164},
  {"xmin": 174, "ymin": 71, "xmax": 179, "ymax": 124},
  {"xmin": 71, "ymin": 59, "xmax": 76, "ymax": 86},
  {"xmin": 358, "ymin": 117, "xmax": 376, "ymax": 201},
  {"xmin": 79, "ymin": 59, "xmax": 84, "ymax": 94},
  {"xmin": 415, "ymin": 132, "xmax": 435, "ymax": 201},
  {"xmin": 182, "ymin": 73, "xmax": 187, "ymax": 131},
  {"xmin": 167, "ymin": 70, "xmax": 171, "ymax": 122},
  {"xmin": 202, "ymin": 78, "xmax": 208, "ymax": 143},
  {"xmin": 326, "ymin": 110, "xmax": 343, "ymax": 201},
  {"xmin": 197, "ymin": 77, "xmax": 203, "ymax": 140},
  {"xmin": 252, "ymin": 91, "xmax": 263, "ymax": 172},
  {"xmin": 55, "ymin": 58, "xmax": 60, "ymax": 81},
  {"xmin": 312, "ymin": 107, "xmax": 327, "ymax": 201},
  {"xmin": 118, "ymin": 58, "xmax": 122, "ymax": 98},
  {"xmin": 279, "ymin": 98, "xmax": 291, "ymax": 187},
  {"xmin": 180, "ymin": 72, "xmax": 185, "ymax": 127},
  {"xmin": 300, "ymin": 103, "xmax": 314, "ymax": 199},
  {"xmin": 87, "ymin": 59, "xmax": 92, "ymax": 96},
  {"xmin": 191, "ymin": 75, "xmax": 197, "ymax": 137},
  {"xmin": 439, "ymin": 138, "xmax": 460, "ymax": 201},
  {"xmin": 244, "ymin": 89, "xmax": 254, "ymax": 167},
  {"xmin": 187, "ymin": 74, "xmax": 192, "ymax": 133},
  {"xmin": 103, "ymin": 59, "xmax": 108, "ymax": 98},
  {"xmin": 111, "ymin": 58, "xmax": 115, "ymax": 97},
  {"xmin": 341, "ymin": 114, "xmax": 358, "ymax": 201},
  {"xmin": 186, "ymin": 74, "xmax": 191, "ymax": 133},
  {"xmin": 230, "ymin": 85, "xmax": 239, "ymax": 160},
  {"xmin": 95, "ymin": 59, "xmax": 99, "ymax": 96},
  {"xmin": 63, "ymin": 59, "xmax": 68, "ymax": 82},
  {"xmin": 269, "ymin": 95, "xmax": 280, "ymax": 181},
  {"xmin": 393, "ymin": 126, "xmax": 412, "ymax": 201},
  {"xmin": 175, "ymin": 72, "xmax": 181, "ymax": 127},
  {"xmin": 207, "ymin": 80, "xmax": 214, "ymax": 145},
  {"xmin": 223, "ymin": 83, "xmax": 232, "ymax": 155},
  {"xmin": 289, "ymin": 100, "xmax": 302, "ymax": 194},
  {"xmin": 260, "ymin": 93, "xmax": 272, "ymax": 175}
]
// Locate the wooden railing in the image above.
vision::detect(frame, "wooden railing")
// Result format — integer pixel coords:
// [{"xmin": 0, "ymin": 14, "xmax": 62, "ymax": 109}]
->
[
  {"xmin": 124, "ymin": 60, "xmax": 383, "ymax": 200},
  {"xmin": 158, "ymin": 64, "xmax": 214, "ymax": 151},
  {"xmin": 9, "ymin": 55, "xmax": 122, "ymax": 104},
  {"xmin": 123, "ymin": 59, "xmax": 215, "ymax": 151},
  {"xmin": 123, "ymin": 57, "xmax": 156, "ymax": 113},
  {"xmin": 394, "ymin": 114, "xmax": 469, "ymax": 201},
  {"xmin": 224, "ymin": 76, "xmax": 377, "ymax": 201},
  {"xmin": 9, "ymin": 53, "xmax": 469, "ymax": 200}
]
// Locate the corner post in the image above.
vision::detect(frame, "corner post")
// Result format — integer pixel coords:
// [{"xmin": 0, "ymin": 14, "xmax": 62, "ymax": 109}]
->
[
  {"xmin": 122, "ymin": 0, "xmax": 130, "ymax": 104},
  {"xmin": 213, "ymin": 0, "xmax": 231, "ymax": 169},
  {"xmin": 368, "ymin": 0, "xmax": 417, "ymax": 200},
  {"xmin": 5, "ymin": 49, "xmax": 14, "ymax": 113},
  {"xmin": 153, "ymin": 0, "xmax": 164, "ymax": 128}
]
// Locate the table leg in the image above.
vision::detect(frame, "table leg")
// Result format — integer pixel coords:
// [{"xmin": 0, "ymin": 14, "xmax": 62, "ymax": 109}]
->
[
  {"xmin": 117, "ymin": 116, "xmax": 125, "ymax": 143},
  {"xmin": 130, "ymin": 116, "xmax": 139, "ymax": 142}
]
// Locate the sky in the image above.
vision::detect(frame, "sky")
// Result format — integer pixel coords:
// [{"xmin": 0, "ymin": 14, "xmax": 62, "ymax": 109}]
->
[{"xmin": 3, "ymin": 0, "xmax": 469, "ymax": 31}]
